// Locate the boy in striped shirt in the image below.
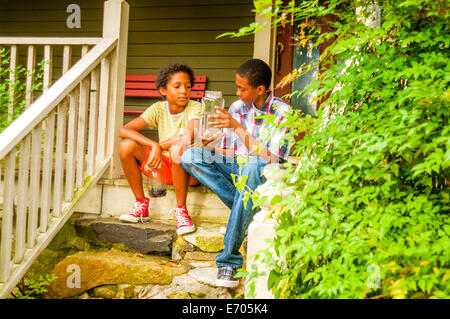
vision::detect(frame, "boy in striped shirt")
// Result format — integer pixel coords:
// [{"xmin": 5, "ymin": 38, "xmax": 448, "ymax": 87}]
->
[
  {"xmin": 181, "ymin": 59, "xmax": 291, "ymax": 287},
  {"xmin": 118, "ymin": 63, "xmax": 200, "ymax": 235}
]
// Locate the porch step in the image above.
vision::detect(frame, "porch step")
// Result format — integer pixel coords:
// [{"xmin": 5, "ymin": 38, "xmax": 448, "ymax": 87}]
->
[
  {"xmin": 74, "ymin": 217, "xmax": 228, "ymax": 256},
  {"xmin": 74, "ymin": 176, "xmax": 230, "ymax": 224},
  {"xmin": 75, "ymin": 217, "xmax": 177, "ymax": 254}
]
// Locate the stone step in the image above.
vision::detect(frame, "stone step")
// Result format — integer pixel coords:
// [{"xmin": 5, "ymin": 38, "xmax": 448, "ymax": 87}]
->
[
  {"xmin": 73, "ymin": 216, "xmax": 248, "ymax": 273},
  {"xmin": 74, "ymin": 217, "xmax": 229, "ymax": 256},
  {"xmin": 45, "ymin": 247, "xmax": 244, "ymax": 299},
  {"xmin": 45, "ymin": 248, "xmax": 191, "ymax": 299},
  {"xmin": 75, "ymin": 177, "xmax": 230, "ymax": 224},
  {"xmin": 75, "ymin": 217, "xmax": 178, "ymax": 254},
  {"xmin": 43, "ymin": 217, "xmax": 245, "ymax": 299}
]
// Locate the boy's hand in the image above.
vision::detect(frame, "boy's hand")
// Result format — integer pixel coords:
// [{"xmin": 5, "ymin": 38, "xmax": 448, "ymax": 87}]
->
[
  {"xmin": 145, "ymin": 143, "xmax": 163, "ymax": 171},
  {"xmin": 208, "ymin": 106, "xmax": 240, "ymax": 130},
  {"xmin": 201, "ymin": 130, "xmax": 224, "ymax": 150}
]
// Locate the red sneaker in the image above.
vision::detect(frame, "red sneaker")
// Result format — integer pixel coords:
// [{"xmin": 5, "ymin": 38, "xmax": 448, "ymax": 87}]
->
[
  {"xmin": 119, "ymin": 198, "xmax": 150, "ymax": 223},
  {"xmin": 169, "ymin": 206, "xmax": 196, "ymax": 235}
]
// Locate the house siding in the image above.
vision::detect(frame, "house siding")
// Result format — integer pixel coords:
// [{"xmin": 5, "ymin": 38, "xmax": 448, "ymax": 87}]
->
[{"xmin": 0, "ymin": 0, "xmax": 255, "ymax": 138}]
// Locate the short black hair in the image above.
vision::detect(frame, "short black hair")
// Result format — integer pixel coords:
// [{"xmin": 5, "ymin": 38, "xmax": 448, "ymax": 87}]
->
[
  {"xmin": 236, "ymin": 59, "xmax": 272, "ymax": 90},
  {"xmin": 155, "ymin": 62, "xmax": 195, "ymax": 90}
]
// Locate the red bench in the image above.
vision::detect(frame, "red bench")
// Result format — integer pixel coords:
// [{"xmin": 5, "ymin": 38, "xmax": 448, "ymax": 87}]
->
[{"xmin": 124, "ymin": 74, "xmax": 207, "ymax": 117}]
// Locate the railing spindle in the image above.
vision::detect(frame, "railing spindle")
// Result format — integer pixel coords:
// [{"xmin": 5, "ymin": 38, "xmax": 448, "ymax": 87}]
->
[
  {"xmin": 14, "ymin": 135, "xmax": 31, "ymax": 263},
  {"xmin": 0, "ymin": 149, "xmax": 17, "ymax": 282},
  {"xmin": 39, "ymin": 110, "xmax": 56, "ymax": 233},
  {"xmin": 87, "ymin": 66, "xmax": 100, "ymax": 176},
  {"xmin": 52, "ymin": 100, "xmax": 68, "ymax": 217},
  {"xmin": 65, "ymin": 88, "xmax": 79, "ymax": 202},
  {"xmin": 25, "ymin": 45, "xmax": 36, "ymax": 108},
  {"xmin": 62, "ymin": 45, "xmax": 72, "ymax": 75},
  {"xmin": 8, "ymin": 45, "xmax": 17, "ymax": 122},
  {"xmin": 97, "ymin": 57, "xmax": 110, "ymax": 162},
  {"xmin": 76, "ymin": 77, "xmax": 90, "ymax": 188},
  {"xmin": 43, "ymin": 45, "xmax": 53, "ymax": 92},
  {"xmin": 27, "ymin": 125, "xmax": 42, "ymax": 248}
]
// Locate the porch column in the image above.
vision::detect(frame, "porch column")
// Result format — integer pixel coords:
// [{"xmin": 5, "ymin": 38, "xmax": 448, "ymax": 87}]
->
[
  {"xmin": 253, "ymin": 6, "xmax": 276, "ymax": 90},
  {"xmin": 102, "ymin": 0, "xmax": 129, "ymax": 178}
]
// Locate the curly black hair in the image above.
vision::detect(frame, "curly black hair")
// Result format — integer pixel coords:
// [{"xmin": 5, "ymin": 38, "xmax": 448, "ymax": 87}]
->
[{"xmin": 155, "ymin": 62, "xmax": 195, "ymax": 90}]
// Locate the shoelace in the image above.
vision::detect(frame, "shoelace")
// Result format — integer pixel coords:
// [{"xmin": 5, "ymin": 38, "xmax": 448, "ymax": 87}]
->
[
  {"xmin": 168, "ymin": 207, "xmax": 191, "ymax": 227},
  {"xmin": 130, "ymin": 201, "xmax": 147, "ymax": 223}
]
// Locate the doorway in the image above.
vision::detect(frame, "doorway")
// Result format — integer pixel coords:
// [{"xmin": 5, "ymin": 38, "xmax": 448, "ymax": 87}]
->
[{"xmin": 273, "ymin": 0, "xmax": 320, "ymax": 116}]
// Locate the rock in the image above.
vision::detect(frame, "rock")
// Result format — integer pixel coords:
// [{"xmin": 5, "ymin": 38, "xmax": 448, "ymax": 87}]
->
[
  {"xmin": 184, "ymin": 251, "xmax": 218, "ymax": 261},
  {"xmin": 134, "ymin": 272, "xmax": 233, "ymax": 299},
  {"xmin": 183, "ymin": 224, "xmax": 225, "ymax": 252},
  {"xmin": 77, "ymin": 292, "xmax": 91, "ymax": 299},
  {"xmin": 92, "ymin": 285, "xmax": 118, "ymax": 299},
  {"xmin": 195, "ymin": 236, "xmax": 224, "ymax": 252},
  {"xmin": 168, "ymin": 292, "xmax": 191, "ymax": 299},
  {"xmin": 46, "ymin": 248, "xmax": 190, "ymax": 299},
  {"xmin": 177, "ymin": 236, "xmax": 195, "ymax": 252},
  {"xmin": 135, "ymin": 285, "xmax": 168, "ymax": 299},
  {"xmin": 171, "ymin": 237, "xmax": 186, "ymax": 261},
  {"xmin": 187, "ymin": 267, "xmax": 218, "ymax": 286},
  {"xmin": 170, "ymin": 272, "xmax": 233, "ymax": 299},
  {"xmin": 75, "ymin": 218, "xmax": 177, "ymax": 254},
  {"xmin": 119, "ymin": 284, "xmax": 135, "ymax": 299},
  {"xmin": 180, "ymin": 260, "xmax": 216, "ymax": 268}
]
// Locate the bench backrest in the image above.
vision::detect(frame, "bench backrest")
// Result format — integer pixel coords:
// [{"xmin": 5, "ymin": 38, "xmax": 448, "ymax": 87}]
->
[{"xmin": 125, "ymin": 74, "xmax": 207, "ymax": 98}]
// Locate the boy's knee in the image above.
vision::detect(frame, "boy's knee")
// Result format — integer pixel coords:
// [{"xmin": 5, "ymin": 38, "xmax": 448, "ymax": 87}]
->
[
  {"xmin": 118, "ymin": 139, "xmax": 138, "ymax": 158},
  {"xmin": 169, "ymin": 143, "xmax": 184, "ymax": 164},
  {"xmin": 180, "ymin": 148, "xmax": 194, "ymax": 168}
]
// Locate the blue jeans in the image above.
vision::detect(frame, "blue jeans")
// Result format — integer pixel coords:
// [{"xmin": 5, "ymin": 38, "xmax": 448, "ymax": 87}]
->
[{"xmin": 181, "ymin": 148, "xmax": 268, "ymax": 269}]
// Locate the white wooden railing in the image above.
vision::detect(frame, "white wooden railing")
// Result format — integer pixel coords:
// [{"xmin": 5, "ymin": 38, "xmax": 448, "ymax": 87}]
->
[
  {"xmin": 0, "ymin": 0, "xmax": 129, "ymax": 298},
  {"xmin": 0, "ymin": 37, "xmax": 101, "ymax": 120}
]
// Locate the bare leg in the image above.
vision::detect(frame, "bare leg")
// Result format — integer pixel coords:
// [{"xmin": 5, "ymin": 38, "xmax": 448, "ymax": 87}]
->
[
  {"xmin": 170, "ymin": 144, "xmax": 189, "ymax": 206},
  {"xmin": 118, "ymin": 139, "xmax": 147, "ymax": 200}
]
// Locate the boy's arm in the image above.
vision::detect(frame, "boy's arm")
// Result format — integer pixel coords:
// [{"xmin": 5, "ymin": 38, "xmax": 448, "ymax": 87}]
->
[
  {"xmin": 200, "ymin": 131, "xmax": 235, "ymax": 157},
  {"xmin": 208, "ymin": 107, "xmax": 280, "ymax": 163},
  {"xmin": 118, "ymin": 116, "xmax": 163, "ymax": 169},
  {"xmin": 158, "ymin": 118, "xmax": 199, "ymax": 151},
  {"xmin": 118, "ymin": 117, "xmax": 159, "ymax": 149}
]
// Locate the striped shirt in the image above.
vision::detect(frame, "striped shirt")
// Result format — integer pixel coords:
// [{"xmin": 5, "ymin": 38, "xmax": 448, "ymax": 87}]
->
[
  {"xmin": 220, "ymin": 92, "xmax": 291, "ymax": 160},
  {"xmin": 140, "ymin": 100, "xmax": 201, "ymax": 142}
]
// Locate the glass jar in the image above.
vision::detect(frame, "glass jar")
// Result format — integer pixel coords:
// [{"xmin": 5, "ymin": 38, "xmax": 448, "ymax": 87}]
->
[
  {"xmin": 146, "ymin": 170, "xmax": 167, "ymax": 198},
  {"xmin": 200, "ymin": 90, "xmax": 224, "ymax": 137}
]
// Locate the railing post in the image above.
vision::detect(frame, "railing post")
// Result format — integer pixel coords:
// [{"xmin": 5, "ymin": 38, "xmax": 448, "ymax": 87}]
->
[{"xmin": 102, "ymin": 0, "xmax": 129, "ymax": 178}]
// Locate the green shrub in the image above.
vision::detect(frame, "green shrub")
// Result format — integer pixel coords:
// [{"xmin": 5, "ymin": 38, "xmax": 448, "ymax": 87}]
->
[
  {"xmin": 13, "ymin": 274, "xmax": 58, "ymax": 299},
  {"xmin": 238, "ymin": 0, "xmax": 449, "ymax": 298},
  {"xmin": 0, "ymin": 48, "xmax": 45, "ymax": 133}
]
